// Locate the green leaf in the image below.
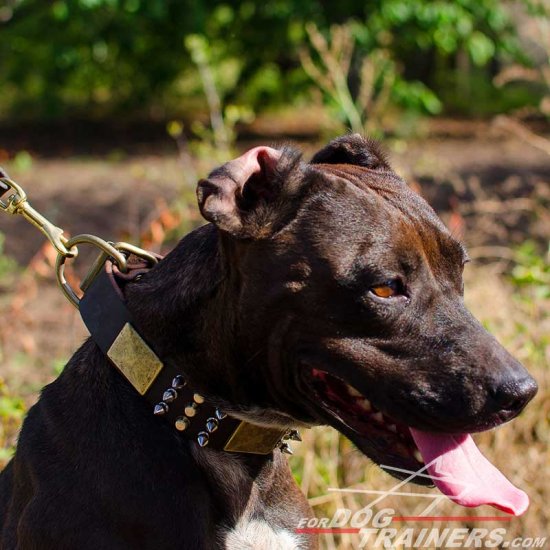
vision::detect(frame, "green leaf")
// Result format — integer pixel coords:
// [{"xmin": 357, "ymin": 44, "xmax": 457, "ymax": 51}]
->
[
  {"xmin": 467, "ymin": 31, "xmax": 495, "ymax": 66},
  {"xmin": 51, "ymin": 1, "xmax": 69, "ymax": 20}
]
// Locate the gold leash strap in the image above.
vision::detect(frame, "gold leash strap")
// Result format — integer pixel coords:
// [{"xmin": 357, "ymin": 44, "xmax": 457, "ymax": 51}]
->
[{"xmin": 0, "ymin": 173, "xmax": 159, "ymax": 309}]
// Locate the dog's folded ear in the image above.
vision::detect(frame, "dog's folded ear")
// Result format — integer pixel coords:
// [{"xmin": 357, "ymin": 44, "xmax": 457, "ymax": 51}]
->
[
  {"xmin": 197, "ymin": 146, "xmax": 302, "ymax": 237},
  {"xmin": 310, "ymin": 134, "xmax": 389, "ymax": 170}
]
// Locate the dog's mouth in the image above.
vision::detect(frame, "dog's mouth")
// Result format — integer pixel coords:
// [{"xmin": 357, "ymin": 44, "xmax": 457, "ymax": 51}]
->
[
  {"xmin": 305, "ymin": 367, "xmax": 529, "ymax": 516},
  {"xmin": 308, "ymin": 368, "xmax": 425, "ymax": 469}
]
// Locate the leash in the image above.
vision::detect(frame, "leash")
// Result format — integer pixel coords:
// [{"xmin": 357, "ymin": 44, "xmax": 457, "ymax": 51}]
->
[
  {"xmin": 0, "ymin": 171, "xmax": 158, "ymax": 307},
  {"xmin": 0, "ymin": 170, "xmax": 299, "ymax": 455}
]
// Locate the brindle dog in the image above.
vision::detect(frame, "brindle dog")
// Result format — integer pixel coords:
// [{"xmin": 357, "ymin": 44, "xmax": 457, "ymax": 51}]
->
[{"xmin": 0, "ymin": 135, "xmax": 537, "ymax": 549}]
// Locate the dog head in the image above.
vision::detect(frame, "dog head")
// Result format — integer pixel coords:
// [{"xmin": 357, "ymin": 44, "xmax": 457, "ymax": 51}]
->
[{"xmin": 195, "ymin": 135, "xmax": 537, "ymax": 511}]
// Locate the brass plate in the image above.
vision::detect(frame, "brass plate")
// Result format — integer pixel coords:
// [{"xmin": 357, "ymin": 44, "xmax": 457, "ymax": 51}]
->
[
  {"xmin": 223, "ymin": 422, "xmax": 287, "ymax": 455},
  {"xmin": 107, "ymin": 323, "xmax": 163, "ymax": 395}
]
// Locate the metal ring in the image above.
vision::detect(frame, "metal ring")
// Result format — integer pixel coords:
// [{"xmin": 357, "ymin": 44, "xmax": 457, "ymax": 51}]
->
[
  {"xmin": 114, "ymin": 242, "xmax": 159, "ymax": 266},
  {"xmin": 55, "ymin": 234, "xmax": 129, "ymax": 308}
]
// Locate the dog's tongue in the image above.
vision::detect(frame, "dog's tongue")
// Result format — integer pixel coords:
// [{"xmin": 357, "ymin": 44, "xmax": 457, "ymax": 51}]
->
[{"xmin": 409, "ymin": 429, "xmax": 528, "ymax": 516}]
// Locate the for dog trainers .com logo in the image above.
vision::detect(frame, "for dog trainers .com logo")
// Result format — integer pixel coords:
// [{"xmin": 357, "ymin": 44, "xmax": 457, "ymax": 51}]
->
[
  {"xmin": 296, "ymin": 509, "xmax": 546, "ymax": 548},
  {"xmin": 295, "ymin": 461, "xmax": 546, "ymax": 549}
]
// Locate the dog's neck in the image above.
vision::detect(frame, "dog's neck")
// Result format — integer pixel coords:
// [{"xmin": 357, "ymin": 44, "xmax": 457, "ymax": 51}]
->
[
  {"xmin": 59, "ymin": 321, "xmax": 299, "ymax": 542},
  {"xmin": 94, "ymin": 226, "xmax": 303, "ymax": 519},
  {"xmin": 125, "ymin": 225, "xmax": 233, "ymax": 397},
  {"xmin": 123, "ymin": 224, "xmax": 288, "ymax": 429}
]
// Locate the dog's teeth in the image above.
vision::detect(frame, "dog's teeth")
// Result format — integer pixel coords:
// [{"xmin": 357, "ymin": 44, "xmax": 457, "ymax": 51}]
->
[
  {"xmin": 413, "ymin": 449, "xmax": 423, "ymax": 463},
  {"xmin": 372, "ymin": 412, "xmax": 384, "ymax": 423},
  {"xmin": 388, "ymin": 424, "xmax": 397, "ymax": 433},
  {"xmin": 358, "ymin": 399, "xmax": 372, "ymax": 412},
  {"xmin": 346, "ymin": 385, "xmax": 362, "ymax": 398}
]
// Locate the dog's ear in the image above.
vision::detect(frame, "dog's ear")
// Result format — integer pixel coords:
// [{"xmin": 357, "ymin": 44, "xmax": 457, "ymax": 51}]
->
[
  {"xmin": 310, "ymin": 134, "xmax": 389, "ymax": 170},
  {"xmin": 197, "ymin": 146, "xmax": 288, "ymax": 236}
]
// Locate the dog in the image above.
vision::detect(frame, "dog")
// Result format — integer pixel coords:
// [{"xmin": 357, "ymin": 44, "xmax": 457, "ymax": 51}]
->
[{"xmin": 0, "ymin": 135, "xmax": 537, "ymax": 549}]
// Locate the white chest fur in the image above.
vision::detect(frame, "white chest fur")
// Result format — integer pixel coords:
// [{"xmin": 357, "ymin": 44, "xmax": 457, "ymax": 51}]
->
[{"xmin": 224, "ymin": 518, "xmax": 304, "ymax": 549}]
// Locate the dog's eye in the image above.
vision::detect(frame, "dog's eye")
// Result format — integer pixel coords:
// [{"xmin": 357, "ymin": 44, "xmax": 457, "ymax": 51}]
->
[{"xmin": 370, "ymin": 280, "xmax": 401, "ymax": 298}]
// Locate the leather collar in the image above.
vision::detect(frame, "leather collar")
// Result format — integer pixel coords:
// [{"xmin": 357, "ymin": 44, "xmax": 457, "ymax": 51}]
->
[{"xmin": 78, "ymin": 258, "xmax": 296, "ymax": 455}]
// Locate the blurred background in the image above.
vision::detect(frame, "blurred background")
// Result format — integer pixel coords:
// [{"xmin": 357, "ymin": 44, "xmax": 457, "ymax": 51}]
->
[{"xmin": 0, "ymin": 1, "xmax": 548, "ymax": 548}]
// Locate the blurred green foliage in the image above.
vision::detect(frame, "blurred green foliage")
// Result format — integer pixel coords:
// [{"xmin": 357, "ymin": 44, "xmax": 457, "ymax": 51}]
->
[
  {"xmin": 0, "ymin": 232, "xmax": 18, "ymax": 288},
  {"xmin": 11, "ymin": 151, "xmax": 33, "ymax": 172},
  {"xmin": 0, "ymin": 0, "xmax": 545, "ymax": 122},
  {"xmin": 0, "ymin": 378, "xmax": 24, "ymax": 465},
  {"xmin": 509, "ymin": 241, "xmax": 550, "ymax": 365},
  {"xmin": 511, "ymin": 241, "xmax": 550, "ymax": 299}
]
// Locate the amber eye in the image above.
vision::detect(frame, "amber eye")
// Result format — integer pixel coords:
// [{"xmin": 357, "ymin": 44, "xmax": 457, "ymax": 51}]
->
[{"xmin": 370, "ymin": 280, "xmax": 402, "ymax": 298}]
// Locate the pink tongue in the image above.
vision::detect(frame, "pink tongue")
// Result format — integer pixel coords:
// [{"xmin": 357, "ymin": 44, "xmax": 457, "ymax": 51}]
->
[{"xmin": 410, "ymin": 429, "xmax": 528, "ymax": 516}]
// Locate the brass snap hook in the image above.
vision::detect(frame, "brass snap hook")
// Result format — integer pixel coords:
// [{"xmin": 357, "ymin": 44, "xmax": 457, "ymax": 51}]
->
[
  {"xmin": 1, "ymin": 173, "xmax": 160, "ymax": 309},
  {"xmin": 0, "ymin": 176, "xmax": 77, "ymax": 258}
]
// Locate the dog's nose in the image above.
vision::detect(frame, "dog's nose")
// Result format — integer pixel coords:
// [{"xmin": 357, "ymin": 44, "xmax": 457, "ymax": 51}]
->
[{"xmin": 489, "ymin": 374, "xmax": 538, "ymax": 415}]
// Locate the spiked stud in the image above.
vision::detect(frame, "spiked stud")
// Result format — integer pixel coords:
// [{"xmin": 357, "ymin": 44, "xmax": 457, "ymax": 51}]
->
[
  {"xmin": 193, "ymin": 393, "xmax": 205, "ymax": 404},
  {"xmin": 175, "ymin": 416, "xmax": 190, "ymax": 431},
  {"xmin": 172, "ymin": 375, "xmax": 186, "ymax": 390},
  {"xmin": 197, "ymin": 432, "xmax": 209, "ymax": 447},
  {"xmin": 285, "ymin": 430, "xmax": 302, "ymax": 442},
  {"xmin": 279, "ymin": 443, "xmax": 293, "ymax": 455},
  {"xmin": 215, "ymin": 408, "xmax": 227, "ymax": 420},
  {"xmin": 184, "ymin": 403, "xmax": 197, "ymax": 417},
  {"xmin": 206, "ymin": 417, "xmax": 219, "ymax": 433},
  {"xmin": 153, "ymin": 402, "xmax": 168, "ymax": 416},
  {"xmin": 162, "ymin": 388, "xmax": 177, "ymax": 403}
]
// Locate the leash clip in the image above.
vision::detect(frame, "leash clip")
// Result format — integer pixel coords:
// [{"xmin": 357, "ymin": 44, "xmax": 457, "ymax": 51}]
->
[
  {"xmin": 0, "ymin": 173, "xmax": 159, "ymax": 309},
  {"xmin": 0, "ymin": 176, "xmax": 77, "ymax": 258}
]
